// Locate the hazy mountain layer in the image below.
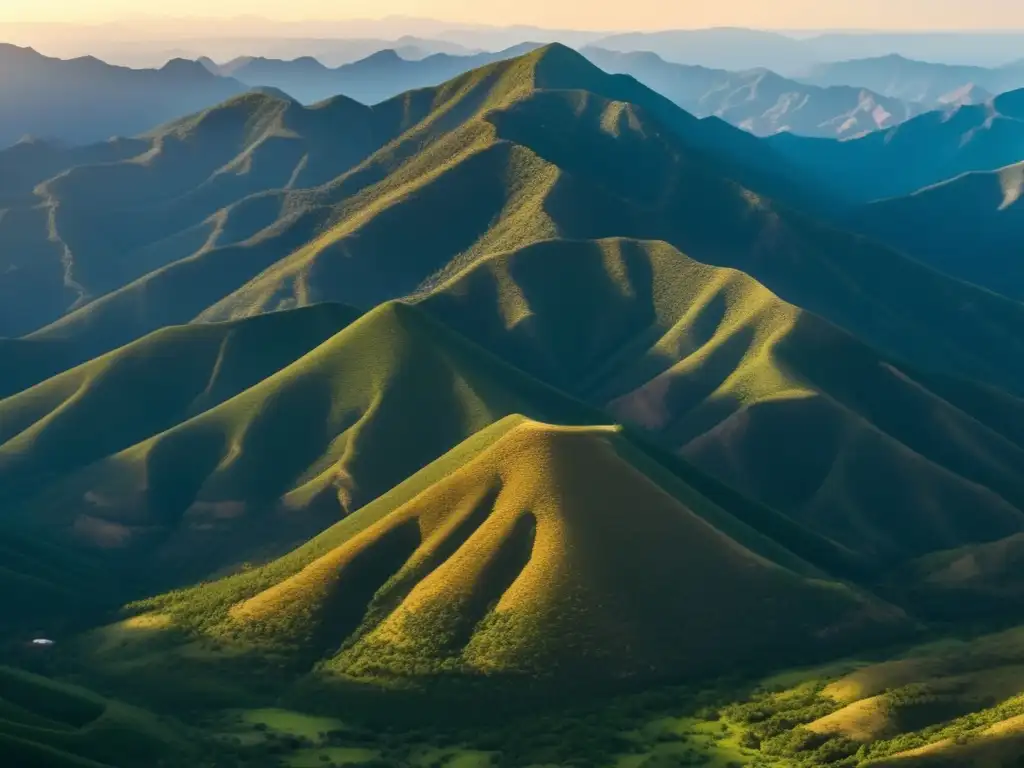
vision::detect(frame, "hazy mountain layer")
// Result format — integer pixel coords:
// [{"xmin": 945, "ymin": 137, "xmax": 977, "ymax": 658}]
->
[
  {"xmin": 770, "ymin": 88, "xmax": 1024, "ymax": 201},
  {"xmin": 0, "ymin": 44, "xmax": 245, "ymax": 149},
  {"xmin": 585, "ymin": 48, "xmax": 920, "ymax": 138},
  {"xmin": 205, "ymin": 44, "xmax": 540, "ymax": 105}
]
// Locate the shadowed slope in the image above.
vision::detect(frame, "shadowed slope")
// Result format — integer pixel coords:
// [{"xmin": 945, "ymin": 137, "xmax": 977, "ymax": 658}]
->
[
  {"xmin": 0, "ymin": 303, "xmax": 360, "ymax": 506},
  {"xmin": 0, "ymin": 338, "xmax": 78, "ymax": 400},
  {"xmin": 0, "ymin": 666, "xmax": 185, "ymax": 768},
  {"xmin": 770, "ymin": 87, "xmax": 1024, "ymax": 202},
  {"xmin": 846, "ymin": 160, "xmax": 1024, "ymax": 301},
  {"xmin": 5, "ymin": 302, "xmax": 601, "ymax": 591}
]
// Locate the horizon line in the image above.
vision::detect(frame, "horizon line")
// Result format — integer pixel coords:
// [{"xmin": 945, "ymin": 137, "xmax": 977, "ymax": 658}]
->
[{"xmin": 2, "ymin": 14, "xmax": 1024, "ymax": 35}]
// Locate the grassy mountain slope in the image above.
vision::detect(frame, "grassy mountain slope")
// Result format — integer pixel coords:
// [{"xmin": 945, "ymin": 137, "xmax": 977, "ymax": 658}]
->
[
  {"xmin": 6, "ymin": 41, "xmax": 1024, "ymax": 733},
  {"xmin": 885, "ymin": 532, "xmax": 1024, "ymax": 621},
  {"xmin": 584, "ymin": 48, "xmax": 919, "ymax": 138},
  {"xmin": 770, "ymin": 88, "xmax": 1024, "ymax": 201},
  {"xmin": 36, "ymin": 45, "xmax": 1024, "ymax": 400},
  {"xmin": 0, "ymin": 303, "xmax": 359, "ymax": 506},
  {"xmin": 0, "ymin": 88, "xmax": 386, "ymax": 338},
  {"xmin": 5, "ymin": 302, "xmax": 605, "ymax": 592},
  {"xmin": 11, "ymin": 236, "xmax": 1019, "ymax": 636},
  {"xmin": 12, "ymin": 44, "xmax": 828, "ymax": 355},
  {"xmin": 418, "ymin": 237, "xmax": 1024, "ymax": 562},
  {"xmin": 845, "ymin": 160, "xmax": 1024, "ymax": 301},
  {"xmin": 719, "ymin": 624, "xmax": 1024, "ymax": 768},
  {"xmin": 87, "ymin": 416, "xmax": 906, "ymax": 701}
]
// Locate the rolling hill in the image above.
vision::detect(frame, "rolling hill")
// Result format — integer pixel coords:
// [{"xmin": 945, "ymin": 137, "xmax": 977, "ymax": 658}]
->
[
  {"xmin": 2, "ymin": 301, "xmax": 605, "ymax": 592},
  {"xmin": 0, "ymin": 44, "xmax": 246, "ymax": 149},
  {"xmin": 584, "ymin": 48, "xmax": 919, "ymax": 138},
  {"xmin": 0, "ymin": 666, "xmax": 186, "ymax": 768}
]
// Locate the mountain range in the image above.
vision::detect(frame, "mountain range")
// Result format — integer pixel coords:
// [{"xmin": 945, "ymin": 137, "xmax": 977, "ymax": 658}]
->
[
  {"xmin": 803, "ymin": 53, "xmax": 1024, "ymax": 106},
  {"xmin": 200, "ymin": 43, "xmax": 541, "ymax": 106},
  {"xmin": 770, "ymin": 87, "xmax": 1024, "ymax": 201},
  {"xmin": 0, "ymin": 44, "xmax": 246, "ymax": 149},
  {"xmin": 6, "ymin": 40, "xmax": 1018, "ymax": 154},
  {"xmin": 582, "ymin": 48, "xmax": 920, "ymax": 138},
  {"xmin": 5, "ymin": 41, "xmax": 1024, "ymax": 768}
]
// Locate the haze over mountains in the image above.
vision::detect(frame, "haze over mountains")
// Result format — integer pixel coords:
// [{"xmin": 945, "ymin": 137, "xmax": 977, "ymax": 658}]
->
[
  {"xmin": 582, "ymin": 48, "xmax": 921, "ymax": 138},
  {"xmin": 771, "ymin": 88, "xmax": 1024, "ymax": 201},
  {"xmin": 201, "ymin": 44, "xmax": 542, "ymax": 106},
  {"xmin": 803, "ymin": 54, "xmax": 1024, "ymax": 104},
  {"xmin": 6, "ymin": 23, "xmax": 1024, "ymax": 768},
  {"xmin": 9, "ymin": 34, "xmax": 1024, "ymax": 152},
  {"xmin": 0, "ymin": 44, "xmax": 246, "ymax": 148}
]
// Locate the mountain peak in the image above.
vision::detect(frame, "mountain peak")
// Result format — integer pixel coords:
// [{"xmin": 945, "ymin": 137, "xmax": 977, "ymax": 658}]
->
[
  {"xmin": 528, "ymin": 42, "xmax": 607, "ymax": 90},
  {"xmin": 195, "ymin": 56, "xmax": 220, "ymax": 74},
  {"xmin": 160, "ymin": 58, "xmax": 216, "ymax": 79},
  {"xmin": 359, "ymin": 48, "xmax": 405, "ymax": 66},
  {"xmin": 0, "ymin": 43, "xmax": 43, "ymax": 61}
]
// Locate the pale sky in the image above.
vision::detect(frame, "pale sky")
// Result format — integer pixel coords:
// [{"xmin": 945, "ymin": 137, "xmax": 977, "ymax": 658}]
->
[{"xmin": 2, "ymin": 0, "xmax": 1024, "ymax": 31}]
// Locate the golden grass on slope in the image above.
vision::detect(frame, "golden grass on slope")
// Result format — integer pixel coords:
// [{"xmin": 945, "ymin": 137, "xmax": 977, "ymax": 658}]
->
[
  {"xmin": 822, "ymin": 627, "xmax": 1024, "ymax": 705},
  {"xmin": 865, "ymin": 716, "xmax": 1024, "ymax": 767},
  {"xmin": 12, "ymin": 301, "xmax": 603, "ymax": 591},
  {"xmin": 154, "ymin": 417, "xmax": 907, "ymax": 688},
  {"xmin": 807, "ymin": 695, "xmax": 895, "ymax": 743}
]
